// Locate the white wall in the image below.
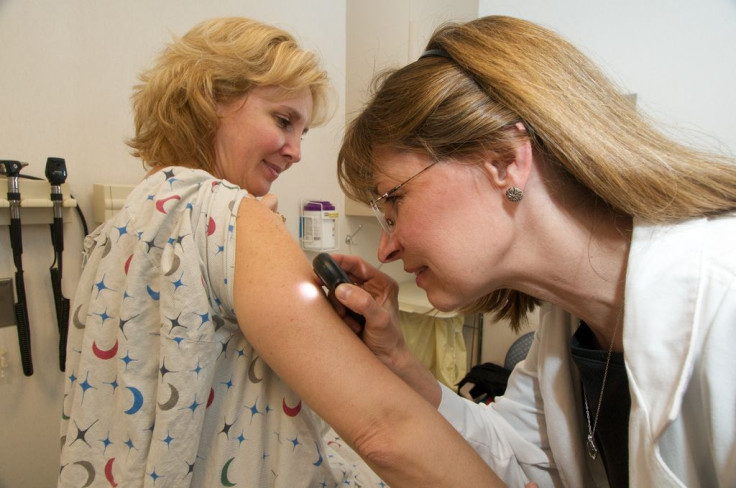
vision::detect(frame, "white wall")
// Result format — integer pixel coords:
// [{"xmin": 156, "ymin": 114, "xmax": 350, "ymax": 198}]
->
[
  {"xmin": 478, "ymin": 0, "xmax": 736, "ymax": 155},
  {"xmin": 0, "ymin": 1, "xmax": 345, "ymax": 486}
]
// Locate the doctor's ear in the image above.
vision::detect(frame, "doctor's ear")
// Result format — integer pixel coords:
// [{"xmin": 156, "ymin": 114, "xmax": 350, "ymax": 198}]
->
[{"xmin": 481, "ymin": 138, "xmax": 533, "ymax": 198}]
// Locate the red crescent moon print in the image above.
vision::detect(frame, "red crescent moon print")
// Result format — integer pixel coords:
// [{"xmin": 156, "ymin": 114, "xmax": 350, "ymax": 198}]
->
[
  {"xmin": 207, "ymin": 217, "xmax": 216, "ymax": 236},
  {"xmin": 155, "ymin": 195, "xmax": 181, "ymax": 214},
  {"xmin": 206, "ymin": 387, "xmax": 215, "ymax": 408},
  {"xmin": 104, "ymin": 457, "xmax": 118, "ymax": 487},
  {"xmin": 124, "ymin": 254, "xmax": 133, "ymax": 275},
  {"xmin": 92, "ymin": 339, "xmax": 119, "ymax": 360},
  {"xmin": 282, "ymin": 398, "xmax": 302, "ymax": 417}
]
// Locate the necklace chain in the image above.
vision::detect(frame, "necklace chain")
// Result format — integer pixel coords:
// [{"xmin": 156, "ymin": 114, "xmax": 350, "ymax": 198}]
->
[{"xmin": 583, "ymin": 319, "xmax": 621, "ymax": 460}]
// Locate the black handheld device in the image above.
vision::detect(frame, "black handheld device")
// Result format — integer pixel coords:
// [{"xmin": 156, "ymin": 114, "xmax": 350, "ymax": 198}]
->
[
  {"xmin": 45, "ymin": 157, "xmax": 67, "ymax": 185},
  {"xmin": 45, "ymin": 157, "xmax": 70, "ymax": 371},
  {"xmin": 312, "ymin": 252, "xmax": 366, "ymax": 328},
  {"xmin": 1, "ymin": 159, "xmax": 33, "ymax": 376}
]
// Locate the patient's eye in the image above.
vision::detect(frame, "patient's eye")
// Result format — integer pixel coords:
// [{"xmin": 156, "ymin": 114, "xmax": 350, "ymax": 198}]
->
[{"xmin": 275, "ymin": 115, "xmax": 291, "ymax": 129}]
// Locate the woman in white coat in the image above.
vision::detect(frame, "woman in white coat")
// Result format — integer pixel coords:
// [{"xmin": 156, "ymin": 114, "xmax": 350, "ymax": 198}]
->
[{"xmin": 332, "ymin": 15, "xmax": 736, "ymax": 488}]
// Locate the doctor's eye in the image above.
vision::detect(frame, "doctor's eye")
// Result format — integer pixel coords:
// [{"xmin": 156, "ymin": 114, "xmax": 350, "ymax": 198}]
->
[{"xmin": 384, "ymin": 194, "xmax": 403, "ymax": 210}]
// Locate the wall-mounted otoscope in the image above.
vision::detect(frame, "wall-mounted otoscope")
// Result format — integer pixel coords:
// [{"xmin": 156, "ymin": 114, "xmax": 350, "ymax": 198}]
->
[
  {"xmin": 46, "ymin": 157, "xmax": 70, "ymax": 371},
  {"xmin": 0, "ymin": 160, "xmax": 33, "ymax": 376}
]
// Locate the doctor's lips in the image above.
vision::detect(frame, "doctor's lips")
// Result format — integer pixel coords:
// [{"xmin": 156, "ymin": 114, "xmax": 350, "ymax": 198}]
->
[{"xmin": 405, "ymin": 266, "xmax": 428, "ymax": 276}]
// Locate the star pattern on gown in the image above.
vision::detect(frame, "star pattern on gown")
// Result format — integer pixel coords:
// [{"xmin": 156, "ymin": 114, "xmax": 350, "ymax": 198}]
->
[
  {"xmin": 160, "ymin": 359, "xmax": 175, "ymax": 379},
  {"xmin": 118, "ymin": 314, "xmax": 138, "ymax": 339},
  {"xmin": 162, "ymin": 431, "xmax": 175, "ymax": 449},
  {"xmin": 93, "ymin": 307, "xmax": 112, "ymax": 324},
  {"xmin": 94, "ymin": 275, "xmax": 113, "ymax": 298},
  {"xmin": 148, "ymin": 467, "xmax": 163, "ymax": 484},
  {"xmin": 120, "ymin": 350, "xmax": 137, "ymax": 370},
  {"xmin": 114, "ymin": 220, "xmax": 130, "ymax": 241},
  {"xmin": 220, "ymin": 417, "xmax": 236, "ymax": 439},
  {"xmin": 184, "ymin": 397, "xmax": 203, "ymax": 418},
  {"xmin": 58, "ymin": 167, "xmax": 384, "ymax": 487},
  {"xmin": 100, "ymin": 433, "xmax": 113, "ymax": 454},
  {"xmin": 245, "ymin": 400, "xmax": 263, "ymax": 423},
  {"xmin": 104, "ymin": 376, "xmax": 118, "ymax": 391},
  {"xmin": 69, "ymin": 419, "xmax": 97, "ymax": 447},
  {"xmin": 167, "ymin": 313, "xmax": 187, "ymax": 333},
  {"xmin": 172, "ymin": 272, "xmax": 186, "ymax": 292},
  {"xmin": 142, "ymin": 238, "xmax": 161, "ymax": 253},
  {"xmin": 78, "ymin": 371, "xmax": 96, "ymax": 402}
]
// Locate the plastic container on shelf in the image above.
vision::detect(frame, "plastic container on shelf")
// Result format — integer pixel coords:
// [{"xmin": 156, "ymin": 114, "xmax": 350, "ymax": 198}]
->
[{"xmin": 300, "ymin": 200, "xmax": 338, "ymax": 250}]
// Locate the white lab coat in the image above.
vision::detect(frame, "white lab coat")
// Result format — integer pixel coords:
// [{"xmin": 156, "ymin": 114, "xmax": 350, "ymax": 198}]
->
[{"xmin": 439, "ymin": 213, "xmax": 736, "ymax": 487}]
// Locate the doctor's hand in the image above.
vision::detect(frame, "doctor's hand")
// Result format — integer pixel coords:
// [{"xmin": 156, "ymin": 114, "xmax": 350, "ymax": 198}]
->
[
  {"xmin": 253, "ymin": 193, "xmax": 288, "ymax": 223},
  {"xmin": 258, "ymin": 193, "xmax": 279, "ymax": 212},
  {"xmin": 329, "ymin": 254, "xmax": 410, "ymax": 370},
  {"xmin": 330, "ymin": 254, "xmax": 447, "ymax": 409}
]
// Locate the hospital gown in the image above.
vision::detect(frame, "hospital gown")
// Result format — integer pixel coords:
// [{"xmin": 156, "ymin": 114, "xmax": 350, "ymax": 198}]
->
[{"xmin": 59, "ymin": 167, "xmax": 382, "ymax": 487}]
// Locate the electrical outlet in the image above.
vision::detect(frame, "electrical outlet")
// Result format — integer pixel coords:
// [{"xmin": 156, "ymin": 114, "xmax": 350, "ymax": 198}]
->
[{"xmin": 0, "ymin": 278, "xmax": 15, "ymax": 328}]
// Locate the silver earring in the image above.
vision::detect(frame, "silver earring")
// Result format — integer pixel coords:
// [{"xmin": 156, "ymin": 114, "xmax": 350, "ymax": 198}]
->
[{"xmin": 505, "ymin": 186, "xmax": 523, "ymax": 202}]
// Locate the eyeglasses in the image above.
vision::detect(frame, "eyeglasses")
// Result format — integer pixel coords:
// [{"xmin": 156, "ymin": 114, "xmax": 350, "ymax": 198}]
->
[{"xmin": 369, "ymin": 162, "xmax": 437, "ymax": 233}]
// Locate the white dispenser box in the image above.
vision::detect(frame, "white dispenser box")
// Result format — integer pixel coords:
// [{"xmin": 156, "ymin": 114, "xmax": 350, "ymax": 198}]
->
[{"xmin": 300, "ymin": 200, "xmax": 338, "ymax": 251}]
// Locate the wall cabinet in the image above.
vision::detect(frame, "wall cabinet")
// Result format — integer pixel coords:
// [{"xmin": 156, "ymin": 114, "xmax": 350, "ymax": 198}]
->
[{"xmin": 344, "ymin": 0, "xmax": 477, "ymax": 216}]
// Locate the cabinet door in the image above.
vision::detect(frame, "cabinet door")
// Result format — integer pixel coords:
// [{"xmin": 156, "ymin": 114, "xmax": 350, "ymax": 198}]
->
[{"xmin": 344, "ymin": 0, "xmax": 478, "ymax": 216}]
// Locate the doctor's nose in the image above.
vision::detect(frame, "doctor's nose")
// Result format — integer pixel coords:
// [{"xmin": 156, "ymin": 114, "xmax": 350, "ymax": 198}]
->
[{"xmin": 377, "ymin": 229, "xmax": 401, "ymax": 263}]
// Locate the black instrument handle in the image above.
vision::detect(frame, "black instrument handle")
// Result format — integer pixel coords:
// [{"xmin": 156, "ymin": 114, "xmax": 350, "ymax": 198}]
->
[
  {"xmin": 50, "ymin": 267, "xmax": 63, "ymax": 323},
  {"xmin": 10, "ymin": 219, "xmax": 23, "ymax": 263},
  {"xmin": 51, "ymin": 217, "xmax": 64, "ymax": 253},
  {"xmin": 58, "ymin": 297, "xmax": 70, "ymax": 372},
  {"xmin": 50, "ymin": 267, "xmax": 69, "ymax": 371},
  {"xmin": 14, "ymin": 271, "xmax": 33, "ymax": 376}
]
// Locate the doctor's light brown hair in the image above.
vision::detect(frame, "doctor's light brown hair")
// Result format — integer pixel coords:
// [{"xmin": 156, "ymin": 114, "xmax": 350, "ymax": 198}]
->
[
  {"xmin": 338, "ymin": 16, "xmax": 736, "ymax": 329},
  {"xmin": 127, "ymin": 17, "xmax": 331, "ymax": 173}
]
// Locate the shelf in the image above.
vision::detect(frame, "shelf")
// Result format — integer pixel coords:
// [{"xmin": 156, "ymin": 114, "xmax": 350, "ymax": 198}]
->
[{"xmin": 0, "ymin": 177, "xmax": 77, "ymax": 225}]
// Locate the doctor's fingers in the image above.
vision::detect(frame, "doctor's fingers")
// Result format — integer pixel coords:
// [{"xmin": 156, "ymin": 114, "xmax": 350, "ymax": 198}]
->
[
  {"xmin": 332, "ymin": 254, "xmax": 385, "ymax": 283},
  {"xmin": 332, "ymin": 254, "xmax": 399, "ymax": 303},
  {"xmin": 258, "ymin": 193, "xmax": 279, "ymax": 212},
  {"xmin": 336, "ymin": 283, "xmax": 403, "ymax": 344}
]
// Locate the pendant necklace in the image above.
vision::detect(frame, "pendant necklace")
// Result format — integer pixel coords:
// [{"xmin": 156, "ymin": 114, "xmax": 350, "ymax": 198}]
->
[{"xmin": 583, "ymin": 319, "xmax": 621, "ymax": 460}]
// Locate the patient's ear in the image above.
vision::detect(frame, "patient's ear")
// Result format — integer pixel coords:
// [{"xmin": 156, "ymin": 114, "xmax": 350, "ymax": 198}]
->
[{"xmin": 481, "ymin": 126, "xmax": 533, "ymax": 191}]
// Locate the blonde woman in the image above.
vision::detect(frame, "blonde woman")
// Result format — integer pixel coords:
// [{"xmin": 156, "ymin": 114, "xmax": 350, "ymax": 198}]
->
[
  {"xmin": 334, "ymin": 15, "xmax": 736, "ymax": 488},
  {"xmin": 59, "ymin": 17, "xmax": 503, "ymax": 488}
]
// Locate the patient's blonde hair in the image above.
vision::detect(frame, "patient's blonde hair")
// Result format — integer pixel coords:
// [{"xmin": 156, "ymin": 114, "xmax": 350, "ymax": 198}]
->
[
  {"xmin": 127, "ymin": 17, "xmax": 331, "ymax": 172},
  {"xmin": 338, "ymin": 15, "xmax": 736, "ymax": 330}
]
